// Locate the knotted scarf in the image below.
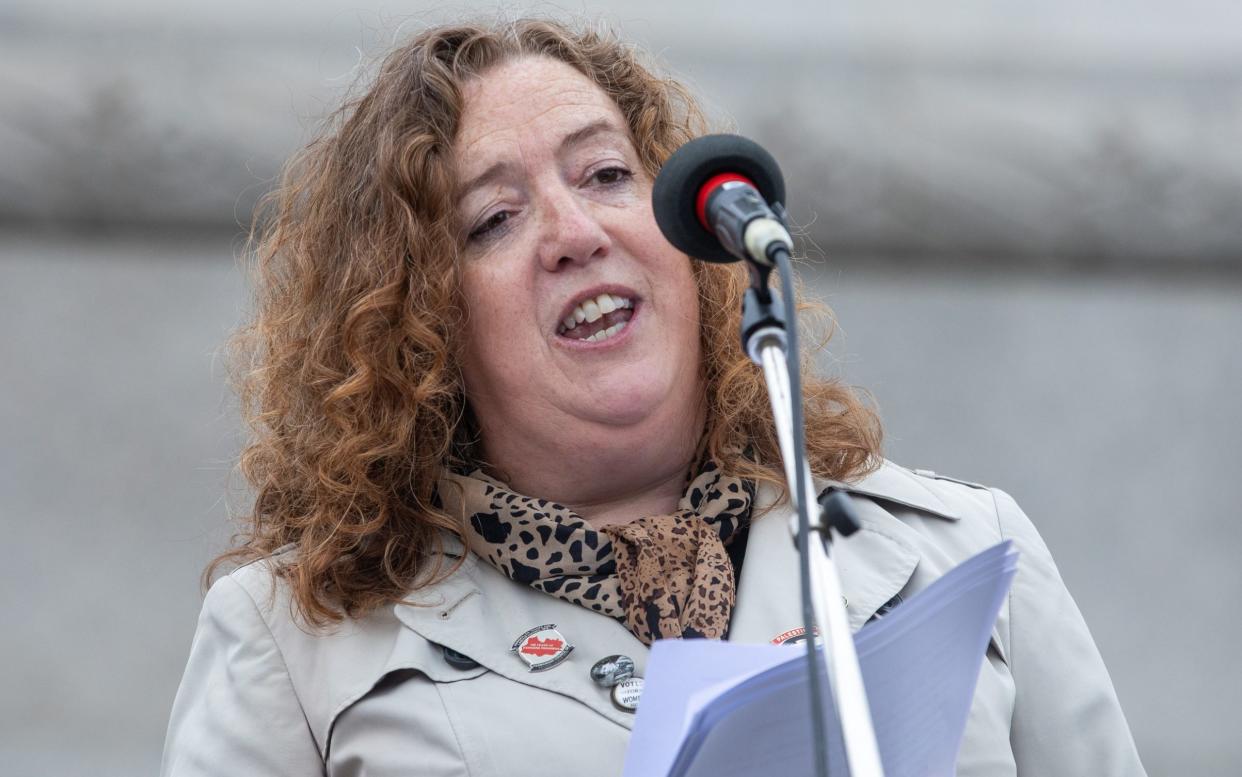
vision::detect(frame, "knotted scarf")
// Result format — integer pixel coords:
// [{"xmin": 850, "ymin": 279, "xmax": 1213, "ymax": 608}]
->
[{"xmin": 437, "ymin": 460, "xmax": 753, "ymax": 645}]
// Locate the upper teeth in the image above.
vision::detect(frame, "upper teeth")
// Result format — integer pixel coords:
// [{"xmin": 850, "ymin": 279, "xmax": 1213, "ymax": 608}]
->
[{"xmin": 562, "ymin": 293, "xmax": 633, "ymax": 331}]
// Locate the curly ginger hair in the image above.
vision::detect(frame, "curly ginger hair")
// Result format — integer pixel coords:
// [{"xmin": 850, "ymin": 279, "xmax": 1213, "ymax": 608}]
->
[{"xmin": 211, "ymin": 17, "xmax": 882, "ymax": 626}]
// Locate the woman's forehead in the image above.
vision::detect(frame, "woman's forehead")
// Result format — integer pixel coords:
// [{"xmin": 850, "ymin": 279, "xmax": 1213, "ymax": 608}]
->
[{"xmin": 453, "ymin": 57, "xmax": 628, "ymax": 172}]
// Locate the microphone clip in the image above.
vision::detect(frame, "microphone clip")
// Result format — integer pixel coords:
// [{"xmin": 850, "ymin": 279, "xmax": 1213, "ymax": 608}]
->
[{"xmin": 740, "ymin": 203, "xmax": 792, "ymax": 365}]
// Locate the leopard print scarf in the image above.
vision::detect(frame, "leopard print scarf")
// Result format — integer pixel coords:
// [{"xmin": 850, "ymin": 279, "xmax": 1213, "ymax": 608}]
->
[{"xmin": 438, "ymin": 460, "xmax": 753, "ymax": 645}]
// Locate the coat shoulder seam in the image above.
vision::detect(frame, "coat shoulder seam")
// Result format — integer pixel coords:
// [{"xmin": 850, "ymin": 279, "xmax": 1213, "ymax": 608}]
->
[{"xmin": 219, "ymin": 574, "xmax": 322, "ymax": 759}]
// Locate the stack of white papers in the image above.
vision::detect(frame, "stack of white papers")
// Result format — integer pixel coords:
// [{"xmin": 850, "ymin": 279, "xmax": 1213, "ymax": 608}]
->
[{"xmin": 624, "ymin": 541, "xmax": 1018, "ymax": 777}]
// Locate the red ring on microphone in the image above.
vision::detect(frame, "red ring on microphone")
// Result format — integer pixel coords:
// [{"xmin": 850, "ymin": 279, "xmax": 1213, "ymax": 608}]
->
[{"xmin": 695, "ymin": 172, "xmax": 756, "ymax": 230}]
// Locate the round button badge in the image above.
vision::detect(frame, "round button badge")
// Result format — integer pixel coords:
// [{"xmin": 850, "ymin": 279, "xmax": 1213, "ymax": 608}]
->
[
  {"xmin": 590, "ymin": 654, "xmax": 636, "ymax": 687},
  {"xmin": 611, "ymin": 677, "xmax": 644, "ymax": 712}
]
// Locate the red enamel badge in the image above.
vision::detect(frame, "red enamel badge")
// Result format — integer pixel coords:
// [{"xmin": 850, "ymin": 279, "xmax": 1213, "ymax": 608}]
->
[
  {"xmin": 520, "ymin": 636, "xmax": 564, "ymax": 656},
  {"xmin": 511, "ymin": 624, "xmax": 574, "ymax": 671}
]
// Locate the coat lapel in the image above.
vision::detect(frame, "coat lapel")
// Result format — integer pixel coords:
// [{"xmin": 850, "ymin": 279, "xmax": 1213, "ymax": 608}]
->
[
  {"xmin": 731, "ymin": 461, "xmax": 959, "ymax": 642},
  {"xmin": 394, "ymin": 545, "xmax": 649, "ymax": 731}
]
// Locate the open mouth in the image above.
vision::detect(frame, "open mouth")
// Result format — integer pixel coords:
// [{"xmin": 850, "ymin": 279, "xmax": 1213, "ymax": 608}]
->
[{"xmin": 557, "ymin": 291, "xmax": 636, "ymax": 343}]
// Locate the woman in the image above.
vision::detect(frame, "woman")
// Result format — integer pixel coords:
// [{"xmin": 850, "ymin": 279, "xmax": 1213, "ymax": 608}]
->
[{"xmin": 162, "ymin": 17, "xmax": 1146, "ymax": 777}]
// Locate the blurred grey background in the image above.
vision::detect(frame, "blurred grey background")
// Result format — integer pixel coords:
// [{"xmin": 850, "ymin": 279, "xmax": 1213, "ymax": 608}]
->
[{"xmin": 1, "ymin": 1, "xmax": 1239, "ymax": 775}]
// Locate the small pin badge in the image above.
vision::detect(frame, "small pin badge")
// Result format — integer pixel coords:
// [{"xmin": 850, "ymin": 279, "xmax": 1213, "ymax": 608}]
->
[
  {"xmin": 769, "ymin": 626, "xmax": 822, "ymax": 646},
  {"xmin": 511, "ymin": 624, "xmax": 573, "ymax": 672},
  {"xmin": 590, "ymin": 654, "xmax": 636, "ymax": 688},
  {"xmin": 611, "ymin": 677, "xmax": 644, "ymax": 712}
]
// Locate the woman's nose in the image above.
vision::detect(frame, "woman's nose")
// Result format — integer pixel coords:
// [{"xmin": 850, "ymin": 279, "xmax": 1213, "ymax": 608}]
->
[{"xmin": 536, "ymin": 187, "xmax": 611, "ymax": 272}]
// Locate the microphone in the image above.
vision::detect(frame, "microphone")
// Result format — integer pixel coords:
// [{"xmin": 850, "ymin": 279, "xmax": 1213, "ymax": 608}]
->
[{"xmin": 652, "ymin": 134, "xmax": 793, "ymax": 266}]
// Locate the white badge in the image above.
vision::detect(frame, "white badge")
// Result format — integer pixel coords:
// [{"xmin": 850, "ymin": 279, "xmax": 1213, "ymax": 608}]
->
[
  {"xmin": 511, "ymin": 624, "xmax": 574, "ymax": 672},
  {"xmin": 611, "ymin": 677, "xmax": 644, "ymax": 712}
]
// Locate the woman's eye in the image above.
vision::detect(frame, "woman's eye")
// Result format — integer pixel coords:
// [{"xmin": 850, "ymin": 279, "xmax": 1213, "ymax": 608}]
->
[
  {"xmin": 591, "ymin": 166, "xmax": 632, "ymax": 186},
  {"xmin": 468, "ymin": 210, "xmax": 511, "ymax": 241}
]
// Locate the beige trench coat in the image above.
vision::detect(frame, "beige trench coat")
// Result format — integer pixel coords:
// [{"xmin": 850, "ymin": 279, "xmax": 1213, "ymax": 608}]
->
[{"xmin": 161, "ymin": 461, "xmax": 1146, "ymax": 776}]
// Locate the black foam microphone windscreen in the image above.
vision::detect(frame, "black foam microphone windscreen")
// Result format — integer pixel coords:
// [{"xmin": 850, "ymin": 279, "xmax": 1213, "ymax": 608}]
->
[{"xmin": 651, "ymin": 134, "xmax": 786, "ymax": 264}]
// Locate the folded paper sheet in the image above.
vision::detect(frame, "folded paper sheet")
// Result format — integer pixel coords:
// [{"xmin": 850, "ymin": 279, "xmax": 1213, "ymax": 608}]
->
[{"xmin": 624, "ymin": 541, "xmax": 1018, "ymax": 777}]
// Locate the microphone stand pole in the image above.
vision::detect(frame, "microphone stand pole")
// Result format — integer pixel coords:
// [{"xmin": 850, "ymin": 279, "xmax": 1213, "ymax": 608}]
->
[{"xmin": 741, "ymin": 242, "xmax": 885, "ymax": 777}]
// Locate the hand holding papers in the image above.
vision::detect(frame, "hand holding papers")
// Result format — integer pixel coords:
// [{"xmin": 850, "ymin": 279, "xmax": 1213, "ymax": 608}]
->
[{"xmin": 624, "ymin": 541, "xmax": 1019, "ymax": 777}]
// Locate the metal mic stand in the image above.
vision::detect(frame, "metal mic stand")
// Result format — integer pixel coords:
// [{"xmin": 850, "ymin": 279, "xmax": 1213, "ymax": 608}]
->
[{"xmin": 741, "ymin": 245, "xmax": 885, "ymax": 777}]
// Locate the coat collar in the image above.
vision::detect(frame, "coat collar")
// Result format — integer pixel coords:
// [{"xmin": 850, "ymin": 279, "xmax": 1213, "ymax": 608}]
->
[
  {"xmin": 731, "ymin": 460, "xmax": 955, "ymax": 640},
  {"xmin": 823, "ymin": 459, "xmax": 963, "ymax": 522}
]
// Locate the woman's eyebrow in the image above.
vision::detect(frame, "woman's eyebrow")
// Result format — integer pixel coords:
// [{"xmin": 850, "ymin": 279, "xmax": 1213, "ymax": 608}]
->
[
  {"xmin": 458, "ymin": 162, "xmax": 511, "ymax": 205},
  {"xmin": 558, "ymin": 118, "xmax": 625, "ymax": 153}
]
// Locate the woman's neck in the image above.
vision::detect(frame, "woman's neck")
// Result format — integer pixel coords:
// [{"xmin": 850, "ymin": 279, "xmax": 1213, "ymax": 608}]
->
[
  {"xmin": 566, "ymin": 464, "xmax": 690, "ymax": 529},
  {"xmin": 476, "ymin": 412, "xmax": 704, "ymax": 529}
]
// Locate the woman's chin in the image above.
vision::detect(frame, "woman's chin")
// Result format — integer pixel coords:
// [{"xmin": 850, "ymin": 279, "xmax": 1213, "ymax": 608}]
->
[{"xmin": 562, "ymin": 379, "xmax": 680, "ymax": 429}]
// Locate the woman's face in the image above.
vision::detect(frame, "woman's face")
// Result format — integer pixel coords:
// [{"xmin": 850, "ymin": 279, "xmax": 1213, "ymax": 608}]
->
[{"xmin": 453, "ymin": 56, "xmax": 702, "ymax": 471}]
